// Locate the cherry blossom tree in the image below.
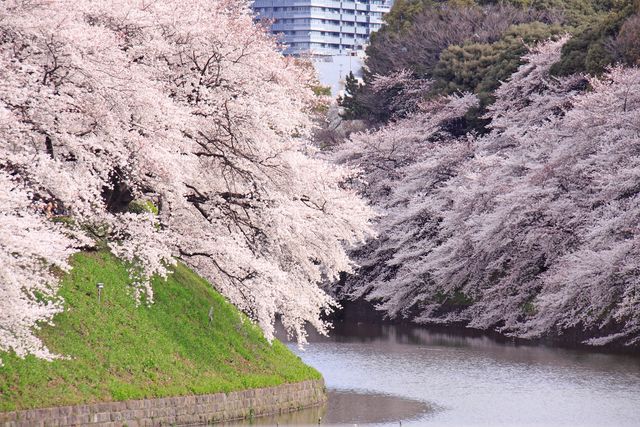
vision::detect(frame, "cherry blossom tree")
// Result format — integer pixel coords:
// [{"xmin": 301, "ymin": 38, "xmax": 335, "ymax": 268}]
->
[
  {"xmin": 0, "ymin": 0, "xmax": 373, "ymax": 359},
  {"xmin": 333, "ymin": 91, "xmax": 479, "ymax": 309},
  {"xmin": 0, "ymin": 171, "xmax": 80, "ymax": 365},
  {"xmin": 337, "ymin": 37, "xmax": 640, "ymax": 348}
]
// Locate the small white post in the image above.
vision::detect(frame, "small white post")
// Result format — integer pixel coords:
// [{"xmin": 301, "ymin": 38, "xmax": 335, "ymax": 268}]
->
[{"xmin": 97, "ymin": 282, "xmax": 104, "ymax": 303}]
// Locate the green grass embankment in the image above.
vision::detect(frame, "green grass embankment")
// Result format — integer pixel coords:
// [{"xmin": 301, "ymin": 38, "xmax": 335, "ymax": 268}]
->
[{"xmin": 0, "ymin": 251, "xmax": 320, "ymax": 412}]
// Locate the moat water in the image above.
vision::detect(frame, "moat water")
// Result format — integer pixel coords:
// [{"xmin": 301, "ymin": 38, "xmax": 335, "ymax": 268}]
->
[{"xmin": 229, "ymin": 322, "xmax": 640, "ymax": 426}]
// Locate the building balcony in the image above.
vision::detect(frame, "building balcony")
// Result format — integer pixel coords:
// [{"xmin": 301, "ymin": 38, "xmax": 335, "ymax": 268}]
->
[{"xmin": 253, "ymin": 0, "xmax": 390, "ymax": 8}]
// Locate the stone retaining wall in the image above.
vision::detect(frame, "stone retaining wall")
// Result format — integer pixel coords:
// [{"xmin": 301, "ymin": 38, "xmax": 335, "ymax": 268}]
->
[{"xmin": 0, "ymin": 379, "xmax": 326, "ymax": 427}]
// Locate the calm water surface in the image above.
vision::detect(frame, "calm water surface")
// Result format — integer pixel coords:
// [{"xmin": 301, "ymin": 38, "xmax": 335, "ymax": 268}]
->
[{"xmin": 229, "ymin": 322, "xmax": 640, "ymax": 426}]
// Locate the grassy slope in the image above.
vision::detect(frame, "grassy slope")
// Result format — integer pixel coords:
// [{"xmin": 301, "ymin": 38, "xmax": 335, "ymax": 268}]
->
[{"xmin": 0, "ymin": 251, "xmax": 320, "ymax": 412}]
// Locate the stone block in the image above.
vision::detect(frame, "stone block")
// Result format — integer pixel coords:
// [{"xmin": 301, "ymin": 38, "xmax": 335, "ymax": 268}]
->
[
  {"xmin": 69, "ymin": 413, "xmax": 90, "ymax": 425},
  {"xmin": 92, "ymin": 412, "xmax": 112, "ymax": 423},
  {"xmin": 0, "ymin": 411, "xmax": 17, "ymax": 422}
]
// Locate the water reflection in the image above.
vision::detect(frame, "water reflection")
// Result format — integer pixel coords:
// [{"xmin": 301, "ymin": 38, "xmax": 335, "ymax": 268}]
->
[{"xmin": 224, "ymin": 390, "xmax": 433, "ymax": 426}]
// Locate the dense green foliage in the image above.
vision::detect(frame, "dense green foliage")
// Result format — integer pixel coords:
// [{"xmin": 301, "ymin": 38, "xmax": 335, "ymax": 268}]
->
[
  {"xmin": 337, "ymin": 72, "xmax": 368, "ymax": 120},
  {"xmin": 432, "ymin": 22, "xmax": 563, "ymax": 104},
  {"xmin": 373, "ymin": 0, "xmax": 430, "ymax": 33},
  {"xmin": 0, "ymin": 252, "xmax": 319, "ymax": 412},
  {"xmin": 340, "ymin": 0, "xmax": 639, "ymax": 123},
  {"xmin": 551, "ymin": 0, "xmax": 638, "ymax": 75}
]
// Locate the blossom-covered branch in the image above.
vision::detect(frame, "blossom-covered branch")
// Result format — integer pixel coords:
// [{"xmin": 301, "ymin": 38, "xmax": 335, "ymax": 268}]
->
[{"xmin": 0, "ymin": 0, "xmax": 374, "ymax": 359}]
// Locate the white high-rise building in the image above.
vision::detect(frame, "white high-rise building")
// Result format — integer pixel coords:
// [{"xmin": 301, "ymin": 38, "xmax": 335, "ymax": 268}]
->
[
  {"xmin": 252, "ymin": 0, "xmax": 392, "ymax": 56},
  {"xmin": 252, "ymin": 0, "xmax": 392, "ymax": 94}
]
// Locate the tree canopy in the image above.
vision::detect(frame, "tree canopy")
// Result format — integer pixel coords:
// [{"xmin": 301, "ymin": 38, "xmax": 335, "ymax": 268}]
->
[
  {"xmin": 0, "ymin": 0, "xmax": 373, "ymax": 362},
  {"xmin": 340, "ymin": 0, "xmax": 639, "ymax": 124},
  {"xmin": 335, "ymin": 38, "xmax": 640, "ymax": 348}
]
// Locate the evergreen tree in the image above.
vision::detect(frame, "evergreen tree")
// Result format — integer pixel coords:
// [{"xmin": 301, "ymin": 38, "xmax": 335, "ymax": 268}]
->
[{"xmin": 338, "ymin": 72, "xmax": 368, "ymax": 120}]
